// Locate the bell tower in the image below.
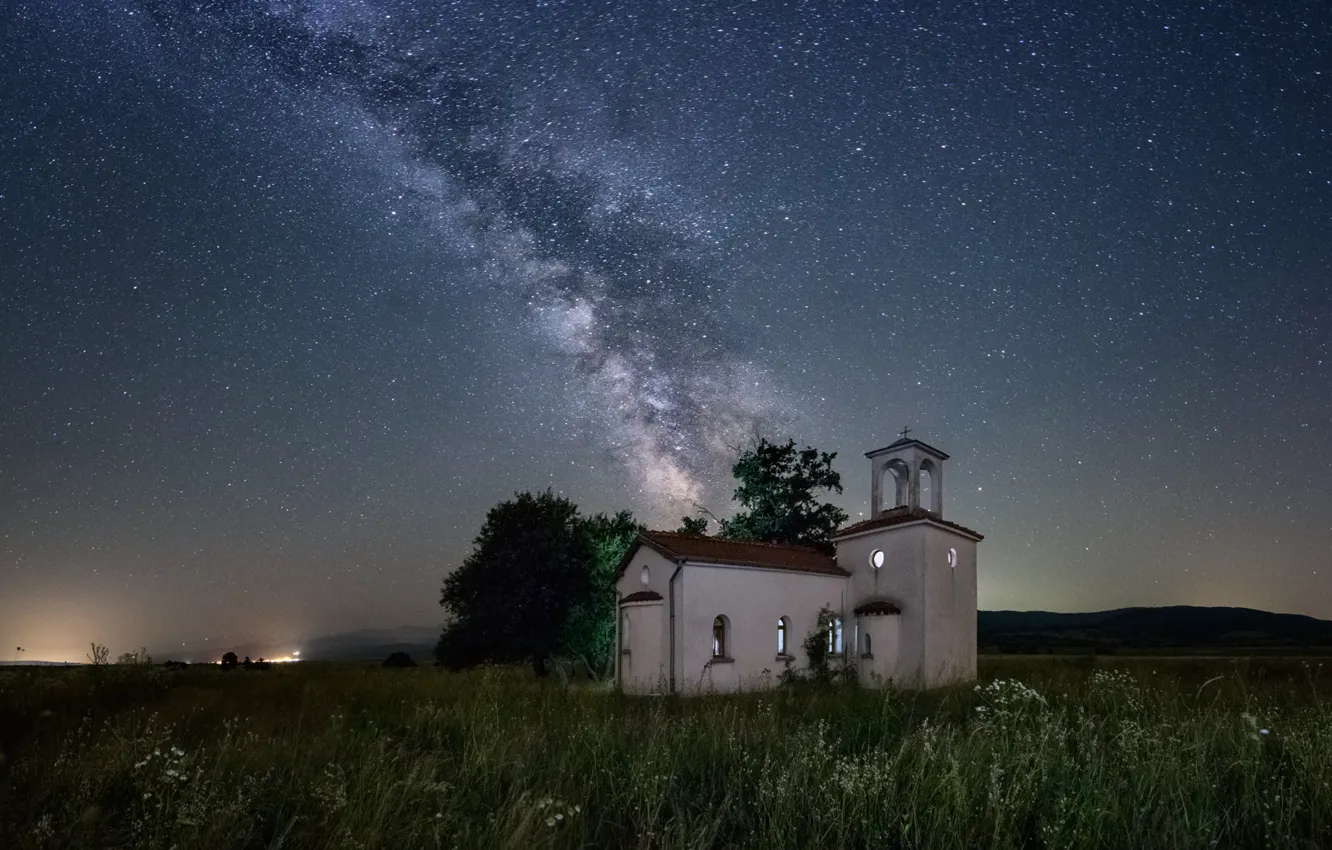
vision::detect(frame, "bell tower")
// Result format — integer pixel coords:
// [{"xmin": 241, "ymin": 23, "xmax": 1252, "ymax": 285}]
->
[
  {"xmin": 866, "ymin": 429, "xmax": 948, "ymax": 517},
  {"xmin": 836, "ymin": 431, "xmax": 981, "ymax": 689}
]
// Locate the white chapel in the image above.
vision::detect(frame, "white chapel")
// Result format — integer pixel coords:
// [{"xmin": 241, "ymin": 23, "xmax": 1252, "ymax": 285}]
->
[{"xmin": 614, "ymin": 436, "xmax": 983, "ymax": 694}]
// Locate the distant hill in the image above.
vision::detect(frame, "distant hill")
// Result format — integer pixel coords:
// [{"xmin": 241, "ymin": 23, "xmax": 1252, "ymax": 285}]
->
[
  {"xmin": 299, "ymin": 626, "xmax": 439, "ymax": 661},
  {"xmin": 176, "ymin": 626, "xmax": 440, "ymax": 664},
  {"xmin": 979, "ymin": 606, "xmax": 1332, "ymax": 651}
]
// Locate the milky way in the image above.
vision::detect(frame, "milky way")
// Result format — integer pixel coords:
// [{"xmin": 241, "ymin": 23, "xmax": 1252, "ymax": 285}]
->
[
  {"xmin": 2, "ymin": 0, "xmax": 1330, "ymax": 657},
  {"xmin": 134, "ymin": 0, "xmax": 787, "ymax": 510}
]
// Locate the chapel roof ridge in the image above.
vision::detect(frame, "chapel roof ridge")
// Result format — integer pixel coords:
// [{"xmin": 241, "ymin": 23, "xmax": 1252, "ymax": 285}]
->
[
  {"xmin": 642, "ymin": 529, "xmax": 828, "ymax": 552},
  {"xmin": 634, "ymin": 530, "xmax": 849, "ymax": 577},
  {"xmin": 864, "ymin": 436, "xmax": 950, "ymax": 460}
]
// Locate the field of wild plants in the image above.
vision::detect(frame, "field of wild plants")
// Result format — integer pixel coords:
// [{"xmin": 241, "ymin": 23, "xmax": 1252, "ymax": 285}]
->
[{"xmin": 1, "ymin": 657, "xmax": 1330, "ymax": 849}]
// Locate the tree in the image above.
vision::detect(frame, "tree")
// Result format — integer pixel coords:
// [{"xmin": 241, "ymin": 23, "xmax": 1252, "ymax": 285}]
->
[
  {"xmin": 221, "ymin": 652, "xmax": 239, "ymax": 670},
  {"xmin": 436, "ymin": 491, "xmax": 594, "ymax": 676},
  {"xmin": 719, "ymin": 438, "xmax": 849, "ymax": 553},
  {"xmin": 86, "ymin": 642, "xmax": 110, "ymax": 666},
  {"xmin": 677, "ymin": 515, "xmax": 709, "ymax": 535},
  {"xmin": 383, "ymin": 651, "xmax": 417, "ymax": 668},
  {"xmin": 560, "ymin": 510, "xmax": 643, "ymax": 675},
  {"xmin": 116, "ymin": 646, "xmax": 152, "ymax": 666}
]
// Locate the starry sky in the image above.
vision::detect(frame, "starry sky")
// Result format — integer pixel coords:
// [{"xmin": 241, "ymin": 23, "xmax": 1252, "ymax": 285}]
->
[{"xmin": 3, "ymin": 0, "xmax": 1329, "ymax": 661}]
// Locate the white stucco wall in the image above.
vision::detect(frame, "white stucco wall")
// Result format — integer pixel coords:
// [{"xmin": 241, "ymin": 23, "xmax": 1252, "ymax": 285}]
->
[
  {"xmin": 856, "ymin": 613, "xmax": 900, "ymax": 686},
  {"xmin": 836, "ymin": 524, "xmax": 929, "ymax": 683},
  {"xmin": 619, "ymin": 601, "xmax": 665, "ymax": 694},
  {"xmin": 836, "ymin": 520, "xmax": 979, "ymax": 688},
  {"xmin": 615, "ymin": 547, "xmax": 677, "ymax": 693},
  {"xmin": 617, "ymin": 546, "xmax": 677, "ymax": 601},
  {"xmin": 676, "ymin": 562, "xmax": 848, "ymax": 694},
  {"xmin": 922, "ymin": 530, "xmax": 977, "ymax": 685}
]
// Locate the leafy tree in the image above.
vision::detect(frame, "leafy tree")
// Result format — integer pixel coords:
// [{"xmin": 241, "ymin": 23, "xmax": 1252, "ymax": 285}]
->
[
  {"xmin": 436, "ymin": 491, "xmax": 594, "ymax": 676},
  {"xmin": 221, "ymin": 652, "xmax": 239, "ymax": 670},
  {"xmin": 677, "ymin": 515, "xmax": 709, "ymax": 535},
  {"xmin": 560, "ymin": 510, "xmax": 643, "ymax": 675},
  {"xmin": 719, "ymin": 438, "xmax": 849, "ymax": 553}
]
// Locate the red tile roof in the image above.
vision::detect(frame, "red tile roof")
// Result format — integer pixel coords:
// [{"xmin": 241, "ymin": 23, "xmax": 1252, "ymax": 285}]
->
[
  {"xmin": 834, "ymin": 506, "xmax": 984, "ymax": 541},
  {"xmin": 620, "ymin": 590, "xmax": 663, "ymax": 604},
  {"xmin": 635, "ymin": 531, "xmax": 850, "ymax": 577}
]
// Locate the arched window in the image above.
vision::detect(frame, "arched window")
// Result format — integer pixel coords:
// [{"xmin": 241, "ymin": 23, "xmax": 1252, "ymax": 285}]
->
[
  {"xmin": 620, "ymin": 612, "xmax": 630, "ymax": 651},
  {"xmin": 777, "ymin": 617, "xmax": 790, "ymax": 656},
  {"xmin": 712, "ymin": 616, "xmax": 729, "ymax": 659},
  {"xmin": 827, "ymin": 616, "xmax": 843, "ymax": 656},
  {"xmin": 640, "ymin": 565, "xmax": 650, "ymax": 585},
  {"xmin": 882, "ymin": 460, "xmax": 909, "ymax": 511},
  {"xmin": 862, "ymin": 632, "xmax": 872, "ymax": 657},
  {"xmin": 919, "ymin": 465, "xmax": 934, "ymax": 511}
]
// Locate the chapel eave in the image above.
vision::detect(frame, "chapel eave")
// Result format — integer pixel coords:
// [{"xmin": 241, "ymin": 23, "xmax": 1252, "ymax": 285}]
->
[{"xmin": 833, "ymin": 506, "xmax": 984, "ymax": 542}]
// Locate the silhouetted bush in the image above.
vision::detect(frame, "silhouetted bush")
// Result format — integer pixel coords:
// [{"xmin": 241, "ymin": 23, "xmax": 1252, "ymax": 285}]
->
[{"xmin": 383, "ymin": 651, "xmax": 417, "ymax": 668}]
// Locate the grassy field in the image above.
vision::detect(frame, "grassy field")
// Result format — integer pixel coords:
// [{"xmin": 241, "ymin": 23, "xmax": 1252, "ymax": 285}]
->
[{"xmin": 1, "ymin": 657, "xmax": 1329, "ymax": 849}]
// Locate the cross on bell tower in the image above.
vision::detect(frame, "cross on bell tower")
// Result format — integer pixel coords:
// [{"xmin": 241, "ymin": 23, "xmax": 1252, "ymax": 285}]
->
[{"xmin": 865, "ymin": 433, "xmax": 949, "ymax": 518}]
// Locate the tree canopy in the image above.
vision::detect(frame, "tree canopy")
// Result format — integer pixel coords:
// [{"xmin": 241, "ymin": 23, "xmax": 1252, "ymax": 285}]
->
[
  {"xmin": 559, "ymin": 510, "xmax": 643, "ymax": 674},
  {"xmin": 719, "ymin": 438, "xmax": 848, "ymax": 553},
  {"xmin": 435, "ymin": 491, "xmax": 641, "ymax": 676},
  {"xmin": 677, "ymin": 515, "xmax": 709, "ymax": 535}
]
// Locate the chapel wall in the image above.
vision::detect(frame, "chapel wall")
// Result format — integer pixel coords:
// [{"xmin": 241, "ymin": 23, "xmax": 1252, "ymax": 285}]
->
[
  {"xmin": 676, "ymin": 564, "xmax": 848, "ymax": 694},
  {"xmin": 835, "ymin": 524, "xmax": 928, "ymax": 684}
]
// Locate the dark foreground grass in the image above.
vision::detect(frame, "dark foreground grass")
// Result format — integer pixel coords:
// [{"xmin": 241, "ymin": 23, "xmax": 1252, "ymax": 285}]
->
[{"xmin": 1, "ymin": 657, "xmax": 1329, "ymax": 849}]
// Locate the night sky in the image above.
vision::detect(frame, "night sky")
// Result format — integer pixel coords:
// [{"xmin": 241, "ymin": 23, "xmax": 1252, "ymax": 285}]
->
[{"xmin": 3, "ymin": 1, "xmax": 1329, "ymax": 661}]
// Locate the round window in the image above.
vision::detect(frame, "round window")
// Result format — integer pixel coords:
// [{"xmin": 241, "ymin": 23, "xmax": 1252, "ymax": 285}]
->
[
  {"xmin": 870, "ymin": 549, "xmax": 885, "ymax": 569},
  {"xmin": 640, "ymin": 565, "xmax": 650, "ymax": 585},
  {"xmin": 947, "ymin": 548, "xmax": 958, "ymax": 569}
]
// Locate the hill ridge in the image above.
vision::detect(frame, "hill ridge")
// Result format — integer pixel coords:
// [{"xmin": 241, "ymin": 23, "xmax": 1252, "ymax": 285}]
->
[{"xmin": 978, "ymin": 605, "xmax": 1332, "ymax": 650}]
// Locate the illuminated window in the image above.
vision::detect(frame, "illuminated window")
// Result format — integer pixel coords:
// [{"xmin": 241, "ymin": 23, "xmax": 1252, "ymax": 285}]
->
[
  {"xmin": 870, "ymin": 549, "xmax": 885, "ymax": 569},
  {"xmin": 777, "ymin": 617, "xmax": 790, "ymax": 655},
  {"xmin": 827, "ymin": 616, "xmax": 843, "ymax": 655},
  {"xmin": 947, "ymin": 548, "xmax": 958, "ymax": 569},
  {"xmin": 640, "ymin": 565, "xmax": 650, "ymax": 585},
  {"xmin": 712, "ymin": 616, "xmax": 729, "ymax": 659}
]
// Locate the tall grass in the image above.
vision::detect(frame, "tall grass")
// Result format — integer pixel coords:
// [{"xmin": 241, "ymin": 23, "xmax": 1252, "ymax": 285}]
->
[{"xmin": 1, "ymin": 657, "xmax": 1329, "ymax": 848}]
